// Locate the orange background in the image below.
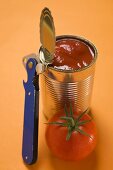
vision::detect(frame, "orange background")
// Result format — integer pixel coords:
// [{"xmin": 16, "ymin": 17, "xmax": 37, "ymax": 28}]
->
[{"xmin": 0, "ymin": 0, "xmax": 113, "ymax": 170}]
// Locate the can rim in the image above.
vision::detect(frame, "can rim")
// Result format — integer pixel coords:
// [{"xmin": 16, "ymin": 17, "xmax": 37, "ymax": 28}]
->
[{"xmin": 48, "ymin": 35, "xmax": 98, "ymax": 73}]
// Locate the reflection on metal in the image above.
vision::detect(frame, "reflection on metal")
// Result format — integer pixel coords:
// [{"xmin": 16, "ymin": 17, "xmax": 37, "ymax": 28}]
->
[
  {"xmin": 39, "ymin": 35, "xmax": 98, "ymax": 119},
  {"xmin": 40, "ymin": 7, "xmax": 55, "ymax": 64},
  {"xmin": 36, "ymin": 62, "xmax": 45, "ymax": 74}
]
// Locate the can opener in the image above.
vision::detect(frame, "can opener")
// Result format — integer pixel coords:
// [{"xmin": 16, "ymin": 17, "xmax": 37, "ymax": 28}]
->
[{"xmin": 22, "ymin": 7, "xmax": 55, "ymax": 164}]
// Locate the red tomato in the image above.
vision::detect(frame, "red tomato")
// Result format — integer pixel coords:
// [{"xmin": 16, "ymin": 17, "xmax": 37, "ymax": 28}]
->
[{"xmin": 45, "ymin": 109, "xmax": 97, "ymax": 161}]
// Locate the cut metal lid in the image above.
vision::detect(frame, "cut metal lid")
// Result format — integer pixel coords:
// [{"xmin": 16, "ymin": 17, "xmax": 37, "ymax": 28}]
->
[{"xmin": 40, "ymin": 7, "xmax": 55, "ymax": 65}]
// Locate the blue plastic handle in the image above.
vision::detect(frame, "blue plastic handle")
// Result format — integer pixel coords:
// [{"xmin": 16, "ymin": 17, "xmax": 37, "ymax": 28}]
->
[{"xmin": 22, "ymin": 58, "xmax": 39, "ymax": 164}]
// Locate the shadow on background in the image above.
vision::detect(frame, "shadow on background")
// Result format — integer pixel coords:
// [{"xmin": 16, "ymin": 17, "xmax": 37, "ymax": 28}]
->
[
  {"xmin": 50, "ymin": 150, "xmax": 98, "ymax": 170},
  {"xmin": 24, "ymin": 150, "xmax": 98, "ymax": 170}
]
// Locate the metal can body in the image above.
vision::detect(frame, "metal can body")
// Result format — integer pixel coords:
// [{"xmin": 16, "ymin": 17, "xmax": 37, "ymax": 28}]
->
[{"xmin": 39, "ymin": 35, "xmax": 97, "ymax": 119}]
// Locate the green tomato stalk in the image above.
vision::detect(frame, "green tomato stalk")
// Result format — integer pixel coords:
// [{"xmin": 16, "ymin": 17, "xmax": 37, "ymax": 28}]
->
[{"xmin": 46, "ymin": 104, "xmax": 92, "ymax": 141}]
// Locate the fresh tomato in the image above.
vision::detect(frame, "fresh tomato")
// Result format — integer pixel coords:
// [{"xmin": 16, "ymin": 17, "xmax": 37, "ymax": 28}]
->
[{"xmin": 45, "ymin": 106, "xmax": 97, "ymax": 161}]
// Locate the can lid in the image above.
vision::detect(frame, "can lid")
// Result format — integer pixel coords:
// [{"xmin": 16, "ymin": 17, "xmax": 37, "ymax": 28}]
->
[{"xmin": 40, "ymin": 7, "xmax": 55, "ymax": 65}]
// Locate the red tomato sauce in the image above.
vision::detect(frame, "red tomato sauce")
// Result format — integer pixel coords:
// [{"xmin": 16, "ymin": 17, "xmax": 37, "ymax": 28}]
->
[{"xmin": 52, "ymin": 38, "xmax": 94, "ymax": 70}]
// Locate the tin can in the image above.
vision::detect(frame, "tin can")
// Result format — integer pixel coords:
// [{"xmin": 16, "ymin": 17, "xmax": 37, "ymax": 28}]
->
[{"xmin": 39, "ymin": 35, "xmax": 98, "ymax": 119}]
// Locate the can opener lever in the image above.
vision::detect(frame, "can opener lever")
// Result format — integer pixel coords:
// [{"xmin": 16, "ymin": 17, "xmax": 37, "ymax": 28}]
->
[{"xmin": 22, "ymin": 56, "xmax": 39, "ymax": 164}]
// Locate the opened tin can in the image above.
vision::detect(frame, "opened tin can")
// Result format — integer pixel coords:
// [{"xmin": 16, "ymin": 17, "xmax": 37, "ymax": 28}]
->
[{"xmin": 39, "ymin": 35, "xmax": 98, "ymax": 119}]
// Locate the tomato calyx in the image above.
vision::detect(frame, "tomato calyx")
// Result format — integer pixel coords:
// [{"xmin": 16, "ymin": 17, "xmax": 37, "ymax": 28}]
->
[{"xmin": 46, "ymin": 105, "xmax": 93, "ymax": 141}]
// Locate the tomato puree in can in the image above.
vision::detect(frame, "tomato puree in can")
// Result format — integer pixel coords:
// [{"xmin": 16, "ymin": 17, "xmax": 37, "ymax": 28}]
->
[{"xmin": 52, "ymin": 38, "xmax": 94, "ymax": 70}]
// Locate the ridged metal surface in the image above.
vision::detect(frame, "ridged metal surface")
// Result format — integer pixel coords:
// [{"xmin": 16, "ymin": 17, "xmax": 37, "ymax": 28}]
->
[
  {"xmin": 39, "ymin": 35, "xmax": 97, "ymax": 119},
  {"xmin": 40, "ymin": 73, "xmax": 94, "ymax": 119}
]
